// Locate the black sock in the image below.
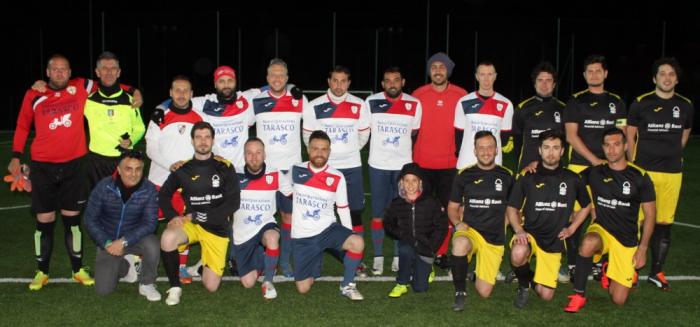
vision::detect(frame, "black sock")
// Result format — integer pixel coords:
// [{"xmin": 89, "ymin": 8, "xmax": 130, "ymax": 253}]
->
[
  {"xmin": 162, "ymin": 250, "xmax": 181, "ymax": 287},
  {"xmin": 566, "ymin": 227, "xmax": 581, "ymax": 266},
  {"xmin": 451, "ymin": 255, "xmax": 468, "ymax": 292},
  {"xmin": 650, "ymin": 224, "xmax": 672, "ymax": 275},
  {"xmin": 35, "ymin": 221, "xmax": 56, "ymax": 274},
  {"xmin": 62, "ymin": 214, "xmax": 83, "ymax": 273},
  {"xmin": 512, "ymin": 263, "xmax": 532, "ymax": 289},
  {"xmin": 574, "ymin": 254, "xmax": 593, "ymax": 295}
]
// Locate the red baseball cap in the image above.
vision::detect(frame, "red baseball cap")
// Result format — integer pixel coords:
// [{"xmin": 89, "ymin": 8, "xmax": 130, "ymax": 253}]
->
[{"xmin": 213, "ymin": 65, "xmax": 236, "ymax": 83}]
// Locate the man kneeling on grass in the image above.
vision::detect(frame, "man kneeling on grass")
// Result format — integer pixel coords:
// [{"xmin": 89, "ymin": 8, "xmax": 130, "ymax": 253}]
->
[
  {"xmin": 159, "ymin": 121, "xmax": 240, "ymax": 305},
  {"xmin": 85, "ymin": 150, "xmax": 161, "ymax": 301}
]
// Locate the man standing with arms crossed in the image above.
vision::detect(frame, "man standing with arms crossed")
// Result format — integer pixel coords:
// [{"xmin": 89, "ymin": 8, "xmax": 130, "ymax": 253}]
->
[
  {"xmin": 366, "ymin": 67, "xmax": 422, "ymax": 274},
  {"xmin": 303, "ymin": 65, "xmax": 371, "ymax": 274},
  {"xmin": 626, "ymin": 57, "xmax": 693, "ymax": 290},
  {"xmin": 412, "ymin": 52, "xmax": 468, "ymax": 271}
]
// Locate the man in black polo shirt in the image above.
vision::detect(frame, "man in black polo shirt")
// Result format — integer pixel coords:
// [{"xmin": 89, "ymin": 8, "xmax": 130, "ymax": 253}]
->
[
  {"xmin": 506, "ymin": 129, "xmax": 591, "ymax": 309},
  {"xmin": 447, "ymin": 130, "xmax": 514, "ymax": 311}
]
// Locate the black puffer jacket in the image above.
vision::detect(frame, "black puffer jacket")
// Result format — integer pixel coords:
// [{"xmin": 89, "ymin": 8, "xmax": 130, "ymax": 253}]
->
[{"xmin": 383, "ymin": 163, "xmax": 449, "ymax": 257}]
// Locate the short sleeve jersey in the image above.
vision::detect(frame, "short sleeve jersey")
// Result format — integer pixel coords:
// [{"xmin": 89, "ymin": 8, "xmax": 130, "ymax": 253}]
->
[{"xmin": 449, "ymin": 164, "xmax": 513, "ymax": 245}]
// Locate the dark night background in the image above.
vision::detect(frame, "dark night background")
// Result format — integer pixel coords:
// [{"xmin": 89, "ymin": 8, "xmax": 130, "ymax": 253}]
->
[{"xmin": 4, "ymin": 0, "xmax": 699, "ymax": 131}]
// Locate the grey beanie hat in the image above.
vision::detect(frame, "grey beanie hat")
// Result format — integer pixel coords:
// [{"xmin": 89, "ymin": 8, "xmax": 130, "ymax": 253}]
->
[{"xmin": 427, "ymin": 52, "xmax": 455, "ymax": 77}]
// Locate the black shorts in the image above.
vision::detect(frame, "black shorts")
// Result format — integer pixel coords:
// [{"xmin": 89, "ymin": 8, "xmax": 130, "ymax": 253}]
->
[
  {"xmin": 30, "ymin": 157, "xmax": 88, "ymax": 214},
  {"xmin": 86, "ymin": 152, "xmax": 120, "ymax": 192}
]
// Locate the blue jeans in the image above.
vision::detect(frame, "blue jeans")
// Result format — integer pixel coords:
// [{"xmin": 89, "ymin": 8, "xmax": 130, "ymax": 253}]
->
[{"xmin": 396, "ymin": 240, "xmax": 432, "ymax": 292}]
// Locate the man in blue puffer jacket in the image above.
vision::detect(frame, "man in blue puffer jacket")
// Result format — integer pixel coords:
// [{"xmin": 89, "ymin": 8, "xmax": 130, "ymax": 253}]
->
[{"xmin": 85, "ymin": 150, "xmax": 161, "ymax": 301}]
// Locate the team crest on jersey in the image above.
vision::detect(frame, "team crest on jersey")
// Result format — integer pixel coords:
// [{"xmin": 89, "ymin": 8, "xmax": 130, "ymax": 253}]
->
[
  {"xmin": 292, "ymin": 99, "xmax": 299, "ymax": 107},
  {"xmin": 326, "ymin": 177, "xmax": 335, "ymax": 186},
  {"xmin": 673, "ymin": 106, "xmax": 680, "ymax": 118},
  {"xmin": 497, "ymin": 103, "xmax": 504, "ymax": 111},
  {"xmin": 351, "ymin": 106, "xmax": 358, "ymax": 114},
  {"xmin": 178, "ymin": 125, "xmax": 186, "ymax": 135},
  {"xmin": 236, "ymin": 100, "xmax": 244, "ymax": 109},
  {"xmin": 212, "ymin": 175, "xmax": 220, "ymax": 188},
  {"xmin": 554, "ymin": 112, "xmax": 561, "ymax": 123},
  {"xmin": 609, "ymin": 102, "xmax": 616, "ymax": 114},
  {"xmin": 66, "ymin": 86, "xmax": 76, "ymax": 95},
  {"xmin": 495, "ymin": 178, "xmax": 503, "ymax": 192},
  {"xmin": 559, "ymin": 182, "xmax": 568, "ymax": 196},
  {"xmin": 266, "ymin": 175, "xmax": 274, "ymax": 185},
  {"xmin": 622, "ymin": 181, "xmax": 631, "ymax": 195},
  {"xmin": 405, "ymin": 103, "xmax": 412, "ymax": 111}
]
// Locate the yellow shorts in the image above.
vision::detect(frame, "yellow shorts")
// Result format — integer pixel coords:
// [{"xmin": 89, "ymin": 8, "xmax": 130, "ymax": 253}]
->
[
  {"xmin": 178, "ymin": 221, "xmax": 229, "ymax": 276},
  {"xmin": 567, "ymin": 164, "xmax": 590, "ymax": 211},
  {"xmin": 509, "ymin": 234, "xmax": 561, "ymax": 289},
  {"xmin": 642, "ymin": 171, "xmax": 681, "ymax": 224},
  {"xmin": 587, "ymin": 223, "xmax": 637, "ymax": 288},
  {"xmin": 454, "ymin": 228, "xmax": 504, "ymax": 285}
]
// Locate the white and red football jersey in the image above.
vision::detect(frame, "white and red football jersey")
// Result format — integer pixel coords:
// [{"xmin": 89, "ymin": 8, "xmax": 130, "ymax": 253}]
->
[
  {"xmin": 303, "ymin": 92, "xmax": 370, "ymax": 169},
  {"xmin": 454, "ymin": 91, "xmax": 514, "ymax": 169},
  {"xmin": 366, "ymin": 92, "xmax": 422, "ymax": 170},
  {"xmin": 192, "ymin": 92, "xmax": 255, "ymax": 169},
  {"xmin": 232, "ymin": 166, "xmax": 279, "ymax": 245},
  {"xmin": 145, "ymin": 107, "xmax": 203, "ymax": 185},
  {"xmin": 279, "ymin": 162, "xmax": 351, "ymax": 239},
  {"xmin": 252, "ymin": 90, "xmax": 306, "ymax": 171}
]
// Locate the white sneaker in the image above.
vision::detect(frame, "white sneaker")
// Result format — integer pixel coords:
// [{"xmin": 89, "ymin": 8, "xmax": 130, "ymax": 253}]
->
[
  {"xmin": 165, "ymin": 287, "xmax": 182, "ymax": 306},
  {"xmin": 187, "ymin": 260, "xmax": 202, "ymax": 277},
  {"xmin": 372, "ymin": 256, "xmax": 384, "ymax": 275},
  {"xmin": 120, "ymin": 254, "xmax": 138, "ymax": 283},
  {"xmin": 340, "ymin": 282, "xmax": 364, "ymax": 301},
  {"xmin": 391, "ymin": 256, "xmax": 399, "ymax": 272},
  {"xmin": 139, "ymin": 284, "xmax": 162, "ymax": 302},
  {"xmin": 262, "ymin": 281, "xmax": 277, "ymax": 300}
]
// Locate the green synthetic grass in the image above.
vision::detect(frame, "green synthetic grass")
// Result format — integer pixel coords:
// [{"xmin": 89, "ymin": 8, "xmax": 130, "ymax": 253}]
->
[{"xmin": 1, "ymin": 134, "xmax": 699, "ymax": 325}]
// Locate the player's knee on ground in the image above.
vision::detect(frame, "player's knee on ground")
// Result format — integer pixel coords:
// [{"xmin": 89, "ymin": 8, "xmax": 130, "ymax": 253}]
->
[
  {"xmin": 609, "ymin": 282, "xmax": 629, "ymax": 306},
  {"xmin": 240, "ymin": 271, "xmax": 258, "ymax": 288},
  {"xmin": 537, "ymin": 285, "xmax": 555, "ymax": 301},
  {"xmin": 344, "ymin": 234, "xmax": 364, "ymax": 252},
  {"xmin": 296, "ymin": 279, "xmax": 313, "ymax": 294},
  {"xmin": 202, "ymin": 268, "xmax": 221, "ymax": 292},
  {"xmin": 510, "ymin": 243, "xmax": 530, "ymax": 266},
  {"xmin": 475, "ymin": 280, "xmax": 494, "ymax": 298},
  {"xmin": 578, "ymin": 233, "xmax": 602, "ymax": 257},
  {"xmin": 451, "ymin": 236, "xmax": 470, "ymax": 256}
]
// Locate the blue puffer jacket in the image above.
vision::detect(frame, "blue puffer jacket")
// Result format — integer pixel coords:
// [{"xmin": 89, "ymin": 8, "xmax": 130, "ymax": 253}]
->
[{"xmin": 85, "ymin": 175, "xmax": 159, "ymax": 249}]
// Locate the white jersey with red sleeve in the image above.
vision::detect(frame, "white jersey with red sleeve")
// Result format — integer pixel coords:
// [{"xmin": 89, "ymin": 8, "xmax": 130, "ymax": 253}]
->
[
  {"xmin": 303, "ymin": 92, "xmax": 370, "ymax": 169},
  {"xmin": 232, "ymin": 166, "xmax": 279, "ymax": 245},
  {"xmin": 278, "ymin": 162, "xmax": 351, "ymax": 239},
  {"xmin": 192, "ymin": 92, "xmax": 255, "ymax": 169},
  {"xmin": 252, "ymin": 90, "xmax": 306, "ymax": 171},
  {"xmin": 13, "ymin": 78, "xmax": 94, "ymax": 163},
  {"xmin": 454, "ymin": 91, "xmax": 514, "ymax": 169},
  {"xmin": 145, "ymin": 106, "xmax": 203, "ymax": 186},
  {"xmin": 366, "ymin": 92, "xmax": 422, "ymax": 170}
]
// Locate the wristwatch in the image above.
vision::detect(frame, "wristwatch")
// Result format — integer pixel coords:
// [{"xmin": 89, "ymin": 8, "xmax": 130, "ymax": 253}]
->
[{"xmin": 121, "ymin": 238, "xmax": 129, "ymax": 247}]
